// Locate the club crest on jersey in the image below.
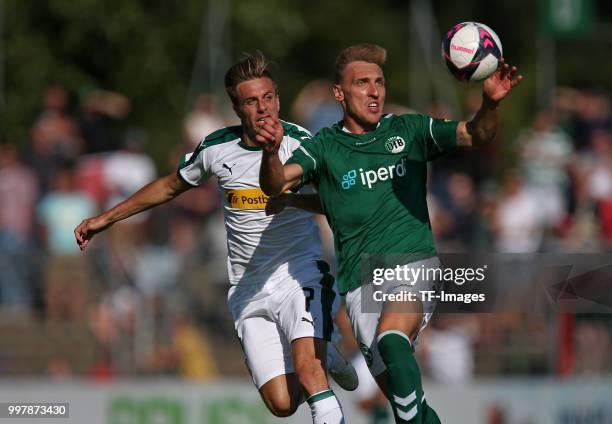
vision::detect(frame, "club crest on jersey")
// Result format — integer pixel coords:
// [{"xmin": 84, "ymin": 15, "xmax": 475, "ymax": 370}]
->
[{"xmin": 385, "ymin": 136, "xmax": 406, "ymax": 154}]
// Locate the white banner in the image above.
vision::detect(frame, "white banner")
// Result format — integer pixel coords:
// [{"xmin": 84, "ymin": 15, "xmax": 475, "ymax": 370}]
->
[{"xmin": 0, "ymin": 378, "xmax": 610, "ymax": 423}]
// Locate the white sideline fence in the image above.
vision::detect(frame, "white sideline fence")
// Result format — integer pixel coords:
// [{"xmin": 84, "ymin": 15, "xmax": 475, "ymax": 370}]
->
[{"xmin": 0, "ymin": 378, "xmax": 610, "ymax": 423}]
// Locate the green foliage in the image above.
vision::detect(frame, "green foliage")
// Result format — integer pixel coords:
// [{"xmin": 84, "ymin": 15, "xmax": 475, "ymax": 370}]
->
[
  {"xmin": 4, "ymin": 0, "xmax": 205, "ymax": 166},
  {"xmin": 3, "ymin": 0, "xmax": 612, "ymax": 167}
]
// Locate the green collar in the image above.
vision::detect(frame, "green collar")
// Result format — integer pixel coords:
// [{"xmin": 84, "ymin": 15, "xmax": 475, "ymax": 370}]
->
[
  {"xmin": 334, "ymin": 113, "xmax": 392, "ymax": 133},
  {"xmin": 237, "ymin": 139, "xmax": 262, "ymax": 151},
  {"xmin": 332, "ymin": 114, "xmax": 393, "ymax": 145}
]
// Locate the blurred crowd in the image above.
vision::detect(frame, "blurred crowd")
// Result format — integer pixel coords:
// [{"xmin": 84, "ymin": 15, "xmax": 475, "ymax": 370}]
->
[
  {"xmin": 0, "ymin": 85, "xmax": 226, "ymax": 380},
  {"xmin": 0, "ymin": 82, "xmax": 610, "ymax": 383},
  {"xmin": 421, "ymin": 86, "xmax": 612, "ymax": 384}
]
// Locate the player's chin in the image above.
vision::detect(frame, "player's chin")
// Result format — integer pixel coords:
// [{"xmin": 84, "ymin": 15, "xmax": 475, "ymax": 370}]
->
[{"xmin": 363, "ymin": 112, "xmax": 382, "ymax": 126}]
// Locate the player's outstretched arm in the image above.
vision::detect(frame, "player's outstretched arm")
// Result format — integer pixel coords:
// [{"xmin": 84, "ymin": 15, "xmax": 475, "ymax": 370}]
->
[
  {"xmin": 256, "ymin": 116, "xmax": 304, "ymax": 195},
  {"xmin": 74, "ymin": 173, "xmax": 191, "ymax": 251},
  {"xmin": 457, "ymin": 58, "xmax": 523, "ymax": 147},
  {"xmin": 265, "ymin": 193, "xmax": 324, "ymax": 216}
]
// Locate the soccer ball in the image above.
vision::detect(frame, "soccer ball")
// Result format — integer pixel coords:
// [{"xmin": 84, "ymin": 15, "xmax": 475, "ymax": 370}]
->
[{"xmin": 442, "ymin": 22, "xmax": 503, "ymax": 81}]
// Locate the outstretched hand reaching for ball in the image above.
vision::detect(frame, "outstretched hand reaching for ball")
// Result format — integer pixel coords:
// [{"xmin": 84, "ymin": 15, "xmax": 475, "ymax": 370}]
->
[{"xmin": 483, "ymin": 58, "xmax": 523, "ymax": 104}]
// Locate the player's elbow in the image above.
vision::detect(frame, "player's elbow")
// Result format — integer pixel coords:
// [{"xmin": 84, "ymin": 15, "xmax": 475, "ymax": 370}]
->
[
  {"xmin": 473, "ymin": 127, "xmax": 497, "ymax": 146},
  {"xmin": 165, "ymin": 173, "xmax": 191, "ymax": 198},
  {"xmin": 260, "ymin": 184, "xmax": 278, "ymax": 196},
  {"xmin": 260, "ymin": 185, "xmax": 272, "ymax": 196},
  {"xmin": 465, "ymin": 121, "xmax": 496, "ymax": 147},
  {"xmin": 260, "ymin": 180, "xmax": 284, "ymax": 196}
]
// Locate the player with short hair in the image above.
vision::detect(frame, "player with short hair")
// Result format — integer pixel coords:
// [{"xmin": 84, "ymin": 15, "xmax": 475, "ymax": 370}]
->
[
  {"xmin": 257, "ymin": 43, "xmax": 522, "ymax": 423},
  {"xmin": 74, "ymin": 51, "xmax": 356, "ymax": 424}
]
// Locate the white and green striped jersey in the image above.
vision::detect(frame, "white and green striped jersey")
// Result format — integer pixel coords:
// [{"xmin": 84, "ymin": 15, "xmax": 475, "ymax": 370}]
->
[{"xmin": 178, "ymin": 121, "xmax": 321, "ymax": 286}]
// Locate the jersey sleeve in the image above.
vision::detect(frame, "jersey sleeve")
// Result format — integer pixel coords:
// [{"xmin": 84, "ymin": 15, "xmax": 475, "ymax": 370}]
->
[
  {"xmin": 285, "ymin": 134, "xmax": 323, "ymax": 187},
  {"xmin": 176, "ymin": 140, "xmax": 213, "ymax": 186},
  {"xmin": 279, "ymin": 121, "xmax": 313, "ymax": 162},
  {"xmin": 406, "ymin": 114, "xmax": 459, "ymax": 161}
]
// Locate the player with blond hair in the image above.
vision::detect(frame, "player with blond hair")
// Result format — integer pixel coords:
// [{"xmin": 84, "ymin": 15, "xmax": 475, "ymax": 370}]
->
[{"xmin": 257, "ymin": 43, "xmax": 522, "ymax": 423}]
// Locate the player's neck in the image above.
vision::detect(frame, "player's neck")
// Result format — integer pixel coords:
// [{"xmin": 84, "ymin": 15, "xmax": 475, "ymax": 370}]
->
[
  {"xmin": 342, "ymin": 116, "xmax": 378, "ymax": 134},
  {"xmin": 241, "ymin": 130, "xmax": 259, "ymax": 147}
]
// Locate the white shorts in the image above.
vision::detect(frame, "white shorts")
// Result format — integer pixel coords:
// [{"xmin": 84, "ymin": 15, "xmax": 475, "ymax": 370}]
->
[
  {"xmin": 345, "ymin": 256, "xmax": 442, "ymax": 377},
  {"xmin": 228, "ymin": 261, "xmax": 338, "ymax": 389}
]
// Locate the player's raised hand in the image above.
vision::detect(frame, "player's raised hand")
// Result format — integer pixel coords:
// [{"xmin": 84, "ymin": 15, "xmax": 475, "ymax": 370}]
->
[
  {"xmin": 483, "ymin": 58, "xmax": 522, "ymax": 104},
  {"xmin": 255, "ymin": 117, "xmax": 284, "ymax": 153},
  {"xmin": 74, "ymin": 215, "xmax": 112, "ymax": 251}
]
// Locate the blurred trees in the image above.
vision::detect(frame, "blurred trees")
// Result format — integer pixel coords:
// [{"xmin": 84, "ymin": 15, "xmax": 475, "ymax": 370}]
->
[
  {"xmin": 3, "ymin": 0, "xmax": 206, "ymax": 164},
  {"xmin": 3, "ymin": 0, "xmax": 612, "ymax": 167}
]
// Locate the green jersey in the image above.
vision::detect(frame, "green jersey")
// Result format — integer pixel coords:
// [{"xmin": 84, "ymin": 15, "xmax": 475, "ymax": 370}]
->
[{"xmin": 287, "ymin": 113, "xmax": 458, "ymax": 294}]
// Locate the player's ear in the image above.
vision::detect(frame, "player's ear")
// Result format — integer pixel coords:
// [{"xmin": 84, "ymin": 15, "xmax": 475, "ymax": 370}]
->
[{"xmin": 333, "ymin": 84, "xmax": 344, "ymax": 102}]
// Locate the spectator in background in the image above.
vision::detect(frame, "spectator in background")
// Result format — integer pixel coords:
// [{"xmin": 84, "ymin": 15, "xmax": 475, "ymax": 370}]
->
[
  {"xmin": 96, "ymin": 286, "xmax": 142, "ymax": 373},
  {"xmin": 433, "ymin": 172, "xmax": 486, "ymax": 251},
  {"xmin": 585, "ymin": 130, "xmax": 612, "ymax": 245},
  {"xmin": 0, "ymin": 144, "xmax": 39, "ymax": 245},
  {"xmin": 170, "ymin": 314, "xmax": 218, "ymax": 381},
  {"xmin": 103, "ymin": 129, "xmax": 157, "ymax": 285},
  {"xmin": 0, "ymin": 143, "xmax": 39, "ymax": 311},
  {"xmin": 427, "ymin": 194, "xmax": 455, "ymax": 250},
  {"xmin": 184, "ymin": 94, "xmax": 225, "ymax": 149},
  {"xmin": 38, "ymin": 161, "xmax": 98, "ymax": 255},
  {"xmin": 78, "ymin": 87, "xmax": 131, "ymax": 154},
  {"xmin": 518, "ymin": 110, "xmax": 573, "ymax": 228},
  {"xmin": 557, "ymin": 127, "xmax": 611, "ymax": 252},
  {"xmin": 493, "ymin": 170, "xmax": 543, "ymax": 253},
  {"xmin": 165, "ymin": 144, "xmax": 221, "ymax": 257},
  {"xmin": 37, "ymin": 161, "xmax": 97, "ymax": 320},
  {"xmin": 162, "ymin": 145, "xmax": 227, "ymax": 328},
  {"xmin": 291, "ymin": 80, "xmax": 342, "ymax": 133},
  {"xmin": 30, "ymin": 85, "xmax": 83, "ymax": 192},
  {"xmin": 570, "ymin": 89, "xmax": 612, "ymax": 152},
  {"xmin": 420, "ymin": 315, "xmax": 477, "ymax": 384},
  {"xmin": 104, "ymin": 129, "xmax": 157, "ymax": 214},
  {"xmin": 137, "ymin": 310, "xmax": 219, "ymax": 380}
]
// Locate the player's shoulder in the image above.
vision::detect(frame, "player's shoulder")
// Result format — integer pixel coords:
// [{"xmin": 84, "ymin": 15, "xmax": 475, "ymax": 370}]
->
[
  {"xmin": 388, "ymin": 112, "xmax": 420, "ymax": 123},
  {"xmin": 394, "ymin": 113, "xmax": 458, "ymax": 135},
  {"xmin": 387, "ymin": 112, "xmax": 431, "ymax": 132},
  {"xmin": 313, "ymin": 119, "xmax": 348, "ymax": 139},
  {"xmin": 281, "ymin": 120, "xmax": 313, "ymax": 142},
  {"xmin": 198, "ymin": 125, "xmax": 242, "ymax": 149},
  {"xmin": 393, "ymin": 111, "xmax": 455, "ymax": 126},
  {"xmin": 183, "ymin": 125, "xmax": 241, "ymax": 168}
]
